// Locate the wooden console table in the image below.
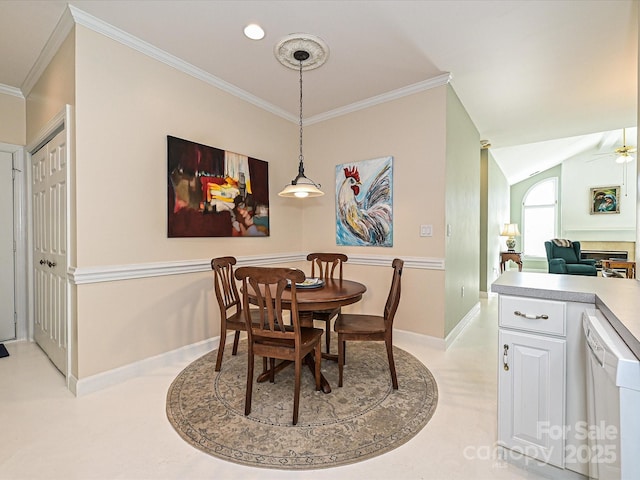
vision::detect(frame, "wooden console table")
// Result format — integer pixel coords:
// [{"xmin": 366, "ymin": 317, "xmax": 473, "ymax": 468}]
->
[
  {"xmin": 601, "ymin": 259, "xmax": 636, "ymax": 279},
  {"xmin": 500, "ymin": 251, "xmax": 523, "ymax": 273}
]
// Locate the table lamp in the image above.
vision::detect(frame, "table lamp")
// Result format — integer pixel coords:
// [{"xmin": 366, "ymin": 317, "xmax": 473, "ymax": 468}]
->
[{"xmin": 500, "ymin": 223, "xmax": 520, "ymax": 252}]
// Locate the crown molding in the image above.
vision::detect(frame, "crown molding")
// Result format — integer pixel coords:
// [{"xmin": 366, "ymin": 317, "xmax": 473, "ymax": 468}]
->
[
  {"xmin": 305, "ymin": 73, "xmax": 452, "ymax": 125},
  {"xmin": 67, "ymin": 5, "xmax": 297, "ymax": 123},
  {"xmin": 26, "ymin": 5, "xmax": 449, "ymax": 125},
  {"xmin": 21, "ymin": 6, "xmax": 75, "ymax": 96},
  {"xmin": 0, "ymin": 83, "xmax": 24, "ymax": 98}
]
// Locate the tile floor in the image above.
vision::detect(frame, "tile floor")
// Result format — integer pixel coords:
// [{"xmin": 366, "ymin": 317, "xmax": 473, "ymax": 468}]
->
[{"xmin": 0, "ymin": 295, "xmax": 548, "ymax": 480}]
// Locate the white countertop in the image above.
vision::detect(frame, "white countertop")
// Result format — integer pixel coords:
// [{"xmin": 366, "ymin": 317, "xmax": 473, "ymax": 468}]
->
[{"xmin": 492, "ymin": 271, "xmax": 640, "ymax": 360}]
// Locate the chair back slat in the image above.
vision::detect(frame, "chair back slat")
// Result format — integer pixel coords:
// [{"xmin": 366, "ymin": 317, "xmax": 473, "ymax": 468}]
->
[
  {"xmin": 235, "ymin": 266, "xmax": 306, "ymax": 343},
  {"xmin": 384, "ymin": 258, "xmax": 404, "ymax": 329},
  {"xmin": 211, "ymin": 256, "xmax": 241, "ymax": 315},
  {"xmin": 307, "ymin": 253, "xmax": 348, "ymax": 280}
]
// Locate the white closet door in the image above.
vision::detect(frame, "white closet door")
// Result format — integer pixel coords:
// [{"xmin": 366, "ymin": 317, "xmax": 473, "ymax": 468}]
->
[
  {"xmin": 0, "ymin": 151, "xmax": 15, "ymax": 341},
  {"xmin": 32, "ymin": 129, "xmax": 68, "ymax": 374}
]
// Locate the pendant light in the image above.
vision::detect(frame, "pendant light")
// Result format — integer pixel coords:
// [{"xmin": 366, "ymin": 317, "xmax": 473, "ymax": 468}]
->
[{"xmin": 276, "ymin": 34, "xmax": 329, "ymax": 198}]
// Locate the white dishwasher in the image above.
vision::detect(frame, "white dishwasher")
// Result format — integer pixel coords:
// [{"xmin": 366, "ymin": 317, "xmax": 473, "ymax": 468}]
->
[{"xmin": 583, "ymin": 309, "xmax": 640, "ymax": 480}]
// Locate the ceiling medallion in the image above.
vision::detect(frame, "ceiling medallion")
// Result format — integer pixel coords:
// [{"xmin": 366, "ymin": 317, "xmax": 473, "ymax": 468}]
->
[{"xmin": 274, "ymin": 33, "xmax": 329, "ymax": 71}]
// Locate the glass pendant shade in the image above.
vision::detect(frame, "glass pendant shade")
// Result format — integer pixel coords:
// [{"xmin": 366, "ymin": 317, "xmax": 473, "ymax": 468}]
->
[
  {"xmin": 278, "ymin": 181, "xmax": 324, "ymax": 198},
  {"xmin": 279, "ymin": 158, "xmax": 324, "ymax": 198},
  {"xmin": 615, "ymin": 153, "xmax": 634, "ymax": 164}
]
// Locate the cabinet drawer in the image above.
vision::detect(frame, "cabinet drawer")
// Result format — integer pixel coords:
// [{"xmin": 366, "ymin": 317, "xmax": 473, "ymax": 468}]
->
[{"xmin": 499, "ymin": 296, "xmax": 566, "ymax": 336}]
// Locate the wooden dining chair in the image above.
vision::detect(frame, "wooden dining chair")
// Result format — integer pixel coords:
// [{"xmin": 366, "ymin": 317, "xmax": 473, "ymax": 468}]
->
[
  {"xmin": 306, "ymin": 253, "xmax": 348, "ymax": 355},
  {"xmin": 211, "ymin": 256, "xmax": 261, "ymax": 372},
  {"xmin": 235, "ymin": 266, "xmax": 324, "ymax": 425},
  {"xmin": 334, "ymin": 258, "xmax": 404, "ymax": 389}
]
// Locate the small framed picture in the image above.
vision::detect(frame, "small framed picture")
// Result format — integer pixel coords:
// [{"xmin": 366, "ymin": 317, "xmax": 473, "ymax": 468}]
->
[{"xmin": 590, "ymin": 186, "xmax": 620, "ymax": 214}]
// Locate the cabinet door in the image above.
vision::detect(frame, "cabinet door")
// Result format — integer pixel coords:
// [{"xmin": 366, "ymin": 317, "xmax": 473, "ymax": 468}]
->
[{"xmin": 498, "ymin": 329, "xmax": 566, "ymax": 467}]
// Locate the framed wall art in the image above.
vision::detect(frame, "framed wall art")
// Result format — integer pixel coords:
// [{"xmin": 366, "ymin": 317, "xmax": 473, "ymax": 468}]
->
[
  {"xmin": 590, "ymin": 186, "xmax": 620, "ymax": 214},
  {"xmin": 335, "ymin": 156, "xmax": 393, "ymax": 247},
  {"xmin": 167, "ymin": 136, "xmax": 270, "ymax": 237}
]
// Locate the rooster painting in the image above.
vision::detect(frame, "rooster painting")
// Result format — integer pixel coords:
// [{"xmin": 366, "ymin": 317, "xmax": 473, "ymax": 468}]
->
[{"xmin": 336, "ymin": 156, "xmax": 393, "ymax": 246}]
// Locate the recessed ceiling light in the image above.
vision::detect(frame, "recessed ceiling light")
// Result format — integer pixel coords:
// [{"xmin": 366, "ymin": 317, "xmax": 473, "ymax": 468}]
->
[{"xmin": 244, "ymin": 24, "xmax": 265, "ymax": 40}]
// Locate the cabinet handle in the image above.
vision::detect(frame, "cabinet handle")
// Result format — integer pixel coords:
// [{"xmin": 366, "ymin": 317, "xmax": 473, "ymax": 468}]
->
[
  {"xmin": 514, "ymin": 310, "xmax": 549, "ymax": 320},
  {"xmin": 503, "ymin": 344, "xmax": 509, "ymax": 371},
  {"xmin": 47, "ymin": 261, "xmax": 56, "ymax": 268},
  {"xmin": 39, "ymin": 259, "xmax": 46, "ymax": 265}
]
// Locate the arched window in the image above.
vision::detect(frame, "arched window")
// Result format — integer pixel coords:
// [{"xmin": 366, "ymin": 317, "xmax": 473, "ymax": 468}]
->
[{"xmin": 522, "ymin": 178, "xmax": 558, "ymax": 257}]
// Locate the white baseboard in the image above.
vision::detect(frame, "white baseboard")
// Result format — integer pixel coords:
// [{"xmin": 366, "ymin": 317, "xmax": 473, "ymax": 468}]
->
[
  {"xmin": 71, "ymin": 336, "xmax": 223, "ymax": 396},
  {"xmin": 386, "ymin": 302, "xmax": 481, "ymax": 353},
  {"xmin": 445, "ymin": 301, "xmax": 480, "ymax": 349},
  {"xmin": 394, "ymin": 329, "xmax": 446, "ymax": 350},
  {"xmin": 71, "ymin": 329, "xmax": 446, "ymax": 395},
  {"xmin": 70, "ymin": 304, "xmax": 483, "ymax": 396}
]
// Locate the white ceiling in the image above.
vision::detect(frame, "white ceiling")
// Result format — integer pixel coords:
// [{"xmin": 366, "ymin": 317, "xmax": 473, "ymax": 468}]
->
[
  {"xmin": 492, "ymin": 126, "xmax": 639, "ymax": 184},
  {"xmin": 1, "ymin": 0, "xmax": 637, "ymax": 184}
]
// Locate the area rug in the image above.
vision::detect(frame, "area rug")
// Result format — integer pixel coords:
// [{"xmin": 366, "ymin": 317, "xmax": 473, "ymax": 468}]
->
[{"xmin": 166, "ymin": 338, "xmax": 438, "ymax": 470}]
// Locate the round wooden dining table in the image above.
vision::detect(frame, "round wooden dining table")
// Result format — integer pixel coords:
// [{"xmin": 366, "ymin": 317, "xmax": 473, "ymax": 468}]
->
[{"xmin": 246, "ymin": 278, "xmax": 367, "ymax": 393}]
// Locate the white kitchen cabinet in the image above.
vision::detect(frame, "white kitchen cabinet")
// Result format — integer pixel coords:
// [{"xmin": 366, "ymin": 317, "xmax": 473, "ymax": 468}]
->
[
  {"xmin": 498, "ymin": 295, "xmax": 591, "ymax": 475},
  {"xmin": 499, "ymin": 328, "xmax": 565, "ymax": 466}
]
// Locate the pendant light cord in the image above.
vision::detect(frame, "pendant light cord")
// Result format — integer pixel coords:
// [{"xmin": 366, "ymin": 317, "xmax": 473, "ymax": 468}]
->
[
  {"xmin": 298, "ymin": 57, "xmax": 305, "ymax": 167},
  {"xmin": 277, "ymin": 45, "xmax": 324, "ymax": 197}
]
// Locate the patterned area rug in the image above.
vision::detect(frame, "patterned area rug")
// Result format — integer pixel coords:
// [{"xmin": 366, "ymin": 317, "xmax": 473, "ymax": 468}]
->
[{"xmin": 166, "ymin": 339, "xmax": 438, "ymax": 469}]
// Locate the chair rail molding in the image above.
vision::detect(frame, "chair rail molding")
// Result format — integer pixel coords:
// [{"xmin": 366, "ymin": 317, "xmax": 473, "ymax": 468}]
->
[{"xmin": 68, "ymin": 253, "xmax": 445, "ymax": 284}]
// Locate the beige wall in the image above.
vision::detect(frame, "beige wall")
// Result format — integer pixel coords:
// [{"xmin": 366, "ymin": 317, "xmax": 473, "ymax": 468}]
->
[
  {"xmin": 70, "ymin": 26, "xmax": 305, "ymax": 377},
  {"xmin": 0, "ymin": 92, "xmax": 26, "ymax": 145},
  {"xmin": 304, "ymin": 88, "xmax": 449, "ymax": 338},
  {"xmin": 24, "ymin": 24, "xmax": 481, "ymax": 378},
  {"xmin": 74, "ymin": 26, "xmax": 300, "ymax": 266},
  {"xmin": 444, "ymin": 86, "xmax": 480, "ymax": 336}
]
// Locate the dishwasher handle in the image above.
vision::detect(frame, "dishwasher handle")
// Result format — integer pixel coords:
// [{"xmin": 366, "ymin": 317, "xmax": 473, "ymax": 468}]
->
[{"xmin": 585, "ymin": 328, "xmax": 605, "ymax": 368}]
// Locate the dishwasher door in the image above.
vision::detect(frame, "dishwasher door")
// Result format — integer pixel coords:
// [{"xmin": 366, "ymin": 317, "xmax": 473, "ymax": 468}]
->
[{"xmin": 583, "ymin": 309, "xmax": 640, "ymax": 480}]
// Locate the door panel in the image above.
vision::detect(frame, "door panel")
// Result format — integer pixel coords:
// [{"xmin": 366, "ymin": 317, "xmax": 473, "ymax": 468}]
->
[
  {"xmin": 498, "ymin": 329, "xmax": 565, "ymax": 467},
  {"xmin": 32, "ymin": 129, "xmax": 68, "ymax": 374},
  {"xmin": 0, "ymin": 151, "xmax": 15, "ymax": 341}
]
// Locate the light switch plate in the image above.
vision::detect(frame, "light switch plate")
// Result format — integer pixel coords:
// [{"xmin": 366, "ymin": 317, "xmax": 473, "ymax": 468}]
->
[{"xmin": 420, "ymin": 224, "xmax": 433, "ymax": 237}]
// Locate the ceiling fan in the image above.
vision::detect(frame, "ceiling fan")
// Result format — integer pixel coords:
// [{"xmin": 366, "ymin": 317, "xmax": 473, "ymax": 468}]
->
[{"xmin": 606, "ymin": 128, "xmax": 636, "ymax": 163}]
